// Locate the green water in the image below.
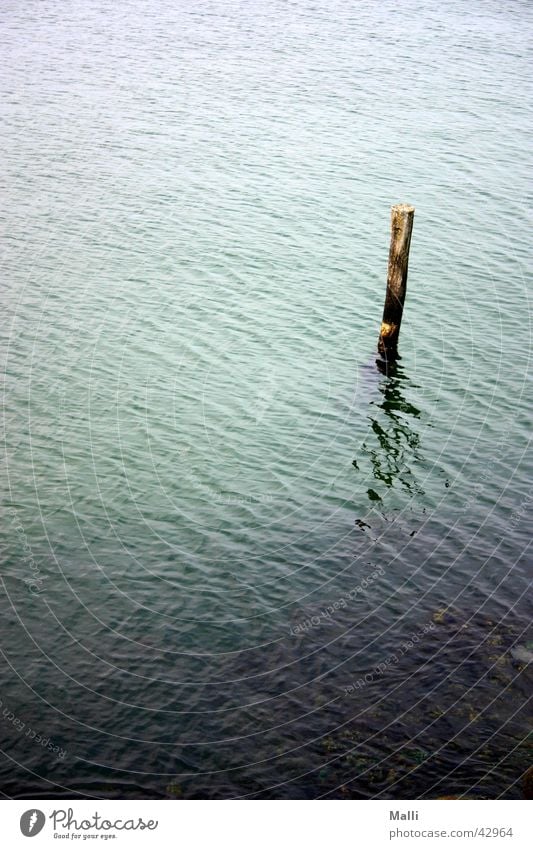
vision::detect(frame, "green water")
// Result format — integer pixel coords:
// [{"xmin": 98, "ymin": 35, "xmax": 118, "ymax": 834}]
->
[{"xmin": 0, "ymin": 0, "xmax": 531, "ymax": 799}]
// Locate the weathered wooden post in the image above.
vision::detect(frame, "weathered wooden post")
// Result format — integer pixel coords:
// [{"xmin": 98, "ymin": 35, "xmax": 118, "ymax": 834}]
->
[{"xmin": 378, "ymin": 203, "xmax": 415, "ymax": 360}]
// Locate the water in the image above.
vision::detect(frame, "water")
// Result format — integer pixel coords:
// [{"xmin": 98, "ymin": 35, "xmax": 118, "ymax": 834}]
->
[{"xmin": 0, "ymin": 0, "xmax": 531, "ymax": 799}]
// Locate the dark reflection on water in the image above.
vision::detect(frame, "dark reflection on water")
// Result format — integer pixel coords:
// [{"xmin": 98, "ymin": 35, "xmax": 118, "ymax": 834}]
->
[{"xmin": 353, "ymin": 358, "xmax": 425, "ymax": 505}]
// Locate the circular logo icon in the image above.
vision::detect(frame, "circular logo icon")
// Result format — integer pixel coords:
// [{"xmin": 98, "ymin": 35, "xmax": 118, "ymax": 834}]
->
[{"xmin": 20, "ymin": 810, "xmax": 45, "ymax": 837}]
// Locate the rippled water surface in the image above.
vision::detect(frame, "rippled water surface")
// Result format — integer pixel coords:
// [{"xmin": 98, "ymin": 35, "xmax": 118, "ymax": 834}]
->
[{"xmin": 1, "ymin": 0, "xmax": 531, "ymax": 799}]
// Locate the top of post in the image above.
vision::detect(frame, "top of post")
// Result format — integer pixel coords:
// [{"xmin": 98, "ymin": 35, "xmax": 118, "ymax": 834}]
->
[{"xmin": 392, "ymin": 203, "xmax": 415, "ymax": 214}]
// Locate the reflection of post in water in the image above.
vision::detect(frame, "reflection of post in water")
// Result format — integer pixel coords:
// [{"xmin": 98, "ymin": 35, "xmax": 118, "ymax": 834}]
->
[{"xmin": 353, "ymin": 358, "xmax": 424, "ymax": 504}]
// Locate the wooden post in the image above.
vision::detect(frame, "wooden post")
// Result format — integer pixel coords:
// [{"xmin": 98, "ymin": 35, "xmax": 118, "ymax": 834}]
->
[{"xmin": 378, "ymin": 203, "xmax": 415, "ymax": 360}]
